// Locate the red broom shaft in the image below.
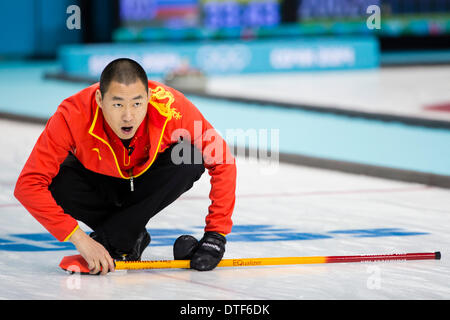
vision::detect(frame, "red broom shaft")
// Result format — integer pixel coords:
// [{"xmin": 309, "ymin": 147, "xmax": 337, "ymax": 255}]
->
[{"xmin": 326, "ymin": 252, "xmax": 440, "ymax": 263}]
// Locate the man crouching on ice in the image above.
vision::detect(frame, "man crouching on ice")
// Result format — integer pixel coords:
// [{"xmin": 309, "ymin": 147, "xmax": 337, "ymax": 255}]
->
[{"xmin": 14, "ymin": 58, "xmax": 236, "ymax": 275}]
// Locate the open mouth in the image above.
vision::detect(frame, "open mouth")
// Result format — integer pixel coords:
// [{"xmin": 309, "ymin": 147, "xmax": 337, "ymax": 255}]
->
[{"xmin": 121, "ymin": 126, "xmax": 134, "ymax": 135}]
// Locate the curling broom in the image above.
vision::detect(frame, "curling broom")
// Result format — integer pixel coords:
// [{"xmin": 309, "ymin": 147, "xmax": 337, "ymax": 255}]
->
[{"xmin": 59, "ymin": 251, "xmax": 441, "ymax": 274}]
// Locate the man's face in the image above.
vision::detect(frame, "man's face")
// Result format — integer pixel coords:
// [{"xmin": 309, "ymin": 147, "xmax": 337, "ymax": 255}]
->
[{"xmin": 96, "ymin": 80, "xmax": 149, "ymax": 140}]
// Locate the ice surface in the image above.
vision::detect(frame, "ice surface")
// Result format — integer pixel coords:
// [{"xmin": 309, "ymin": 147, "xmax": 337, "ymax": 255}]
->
[
  {"xmin": 0, "ymin": 119, "xmax": 448, "ymax": 300},
  {"xmin": 206, "ymin": 66, "xmax": 450, "ymax": 122}
]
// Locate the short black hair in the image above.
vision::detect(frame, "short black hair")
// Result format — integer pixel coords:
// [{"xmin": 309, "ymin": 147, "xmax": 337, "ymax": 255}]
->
[{"xmin": 99, "ymin": 58, "xmax": 148, "ymax": 96}]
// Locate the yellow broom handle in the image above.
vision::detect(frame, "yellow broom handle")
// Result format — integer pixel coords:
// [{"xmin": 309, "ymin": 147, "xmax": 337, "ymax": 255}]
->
[{"xmin": 115, "ymin": 256, "xmax": 327, "ymax": 270}]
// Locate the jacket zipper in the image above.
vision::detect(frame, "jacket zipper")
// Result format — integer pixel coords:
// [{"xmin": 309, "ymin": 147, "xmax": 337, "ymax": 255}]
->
[{"xmin": 129, "ymin": 169, "xmax": 134, "ymax": 192}]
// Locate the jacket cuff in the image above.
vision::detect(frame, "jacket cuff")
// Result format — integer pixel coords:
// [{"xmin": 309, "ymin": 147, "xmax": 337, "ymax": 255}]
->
[{"xmin": 63, "ymin": 225, "xmax": 80, "ymax": 242}]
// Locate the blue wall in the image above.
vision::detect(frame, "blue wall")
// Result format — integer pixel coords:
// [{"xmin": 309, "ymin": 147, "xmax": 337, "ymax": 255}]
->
[
  {"xmin": 60, "ymin": 36, "xmax": 380, "ymax": 77},
  {"xmin": 0, "ymin": 0, "xmax": 82, "ymax": 58}
]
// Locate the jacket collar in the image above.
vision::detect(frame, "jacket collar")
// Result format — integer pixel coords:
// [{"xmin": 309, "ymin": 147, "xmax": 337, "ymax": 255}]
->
[{"xmin": 88, "ymin": 86, "xmax": 174, "ymax": 179}]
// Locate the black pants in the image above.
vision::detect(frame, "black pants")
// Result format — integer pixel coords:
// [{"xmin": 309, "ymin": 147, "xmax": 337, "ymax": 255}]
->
[{"xmin": 49, "ymin": 142, "xmax": 205, "ymax": 252}]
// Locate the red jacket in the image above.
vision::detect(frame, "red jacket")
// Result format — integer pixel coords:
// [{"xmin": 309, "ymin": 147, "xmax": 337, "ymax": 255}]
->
[{"xmin": 14, "ymin": 81, "xmax": 236, "ymax": 242}]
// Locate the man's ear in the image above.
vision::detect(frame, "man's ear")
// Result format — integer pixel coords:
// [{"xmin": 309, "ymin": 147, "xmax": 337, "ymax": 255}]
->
[{"xmin": 95, "ymin": 89, "xmax": 103, "ymax": 109}]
